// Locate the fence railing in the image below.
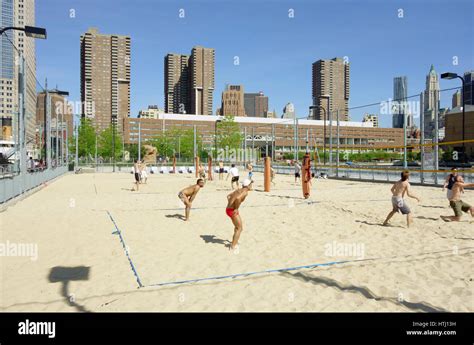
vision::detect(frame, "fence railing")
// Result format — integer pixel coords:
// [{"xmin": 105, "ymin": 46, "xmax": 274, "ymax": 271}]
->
[{"xmin": 0, "ymin": 166, "xmax": 68, "ymax": 204}]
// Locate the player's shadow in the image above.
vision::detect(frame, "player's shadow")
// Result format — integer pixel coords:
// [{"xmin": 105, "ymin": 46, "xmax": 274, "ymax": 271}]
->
[
  {"xmin": 263, "ymin": 194, "xmax": 304, "ymax": 200},
  {"xmin": 355, "ymin": 220, "xmax": 404, "ymax": 228},
  {"xmin": 419, "ymin": 205, "xmax": 445, "ymax": 209},
  {"xmin": 165, "ymin": 214, "xmax": 186, "ymax": 221},
  {"xmin": 48, "ymin": 266, "xmax": 90, "ymax": 312},
  {"xmin": 416, "ymin": 216, "xmax": 440, "ymax": 221},
  {"xmin": 200, "ymin": 235, "xmax": 230, "ymax": 247}
]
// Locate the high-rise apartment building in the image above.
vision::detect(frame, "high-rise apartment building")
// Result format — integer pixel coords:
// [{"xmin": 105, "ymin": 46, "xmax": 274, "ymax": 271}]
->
[
  {"xmin": 80, "ymin": 27, "xmax": 131, "ymax": 133},
  {"xmin": 219, "ymin": 85, "xmax": 246, "ymax": 116},
  {"xmin": 190, "ymin": 46, "xmax": 215, "ymax": 115},
  {"xmin": 164, "ymin": 46, "xmax": 215, "ymax": 115},
  {"xmin": 423, "ymin": 65, "xmax": 440, "ymax": 138},
  {"xmin": 392, "ymin": 76, "xmax": 412, "ymax": 129},
  {"xmin": 312, "ymin": 57, "xmax": 349, "ymax": 121},
  {"xmin": 244, "ymin": 91, "xmax": 268, "ymax": 117},
  {"xmin": 0, "ymin": 0, "xmax": 37, "ymax": 145},
  {"xmin": 164, "ymin": 53, "xmax": 190, "ymax": 114}
]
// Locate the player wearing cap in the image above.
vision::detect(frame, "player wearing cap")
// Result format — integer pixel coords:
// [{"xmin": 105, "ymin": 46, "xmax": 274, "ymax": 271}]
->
[{"xmin": 225, "ymin": 178, "xmax": 253, "ymax": 251}]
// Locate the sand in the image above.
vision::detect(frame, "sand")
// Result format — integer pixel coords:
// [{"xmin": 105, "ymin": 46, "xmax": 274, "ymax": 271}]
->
[{"xmin": 0, "ymin": 170, "xmax": 473, "ymax": 312}]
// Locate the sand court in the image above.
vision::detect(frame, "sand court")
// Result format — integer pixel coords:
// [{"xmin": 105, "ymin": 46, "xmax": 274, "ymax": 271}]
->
[{"xmin": 1, "ymin": 171, "xmax": 473, "ymax": 312}]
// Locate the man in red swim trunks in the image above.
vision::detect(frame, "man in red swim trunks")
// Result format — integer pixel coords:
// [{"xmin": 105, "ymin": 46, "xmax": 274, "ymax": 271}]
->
[{"xmin": 226, "ymin": 179, "xmax": 253, "ymax": 250}]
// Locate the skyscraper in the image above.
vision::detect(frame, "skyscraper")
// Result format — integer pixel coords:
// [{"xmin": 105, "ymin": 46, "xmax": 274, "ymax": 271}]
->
[
  {"xmin": 463, "ymin": 71, "xmax": 474, "ymax": 106},
  {"xmin": 244, "ymin": 91, "xmax": 268, "ymax": 117},
  {"xmin": 190, "ymin": 46, "xmax": 215, "ymax": 115},
  {"xmin": 312, "ymin": 57, "xmax": 350, "ymax": 121},
  {"xmin": 164, "ymin": 46, "xmax": 215, "ymax": 115},
  {"xmin": 80, "ymin": 27, "xmax": 131, "ymax": 133},
  {"xmin": 423, "ymin": 65, "xmax": 440, "ymax": 137},
  {"xmin": 392, "ymin": 76, "xmax": 410, "ymax": 128},
  {"xmin": 164, "ymin": 53, "xmax": 190, "ymax": 113},
  {"xmin": 219, "ymin": 85, "xmax": 245, "ymax": 117},
  {"xmin": 0, "ymin": 0, "xmax": 37, "ymax": 145}
]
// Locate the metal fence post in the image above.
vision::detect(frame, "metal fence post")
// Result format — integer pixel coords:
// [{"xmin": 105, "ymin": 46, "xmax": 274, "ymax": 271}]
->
[
  {"xmin": 420, "ymin": 92, "xmax": 425, "ymax": 184},
  {"xmin": 336, "ymin": 110, "xmax": 340, "ymax": 178}
]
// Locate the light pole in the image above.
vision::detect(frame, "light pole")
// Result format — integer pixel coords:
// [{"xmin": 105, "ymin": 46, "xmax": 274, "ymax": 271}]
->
[
  {"xmin": 320, "ymin": 95, "xmax": 330, "ymax": 165},
  {"xmin": 441, "ymin": 72, "xmax": 466, "ymax": 158}
]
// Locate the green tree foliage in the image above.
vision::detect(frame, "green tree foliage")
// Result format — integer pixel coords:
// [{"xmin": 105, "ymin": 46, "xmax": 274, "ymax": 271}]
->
[
  {"xmin": 149, "ymin": 128, "xmax": 204, "ymax": 160},
  {"xmin": 70, "ymin": 118, "xmax": 96, "ymax": 159},
  {"xmin": 97, "ymin": 125, "xmax": 123, "ymax": 160},
  {"xmin": 216, "ymin": 115, "xmax": 243, "ymax": 152}
]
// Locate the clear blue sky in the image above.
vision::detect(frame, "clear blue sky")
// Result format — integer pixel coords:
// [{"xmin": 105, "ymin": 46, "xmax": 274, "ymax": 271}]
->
[{"xmin": 35, "ymin": 0, "xmax": 473, "ymax": 127}]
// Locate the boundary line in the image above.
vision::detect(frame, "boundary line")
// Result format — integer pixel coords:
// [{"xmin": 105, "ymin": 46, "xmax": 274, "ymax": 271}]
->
[
  {"xmin": 145, "ymin": 247, "xmax": 474, "ymax": 288},
  {"xmin": 106, "ymin": 210, "xmax": 144, "ymax": 288}
]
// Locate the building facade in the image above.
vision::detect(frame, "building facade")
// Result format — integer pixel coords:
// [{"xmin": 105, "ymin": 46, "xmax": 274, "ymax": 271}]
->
[
  {"xmin": 312, "ymin": 57, "xmax": 350, "ymax": 121},
  {"xmin": 244, "ymin": 91, "xmax": 268, "ymax": 117},
  {"xmin": 80, "ymin": 27, "xmax": 131, "ymax": 134},
  {"xmin": 219, "ymin": 85, "xmax": 246, "ymax": 116},
  {"xmin": 36, "ymin": 90, "xmax": 73, "ymax": 156},
  {"xmin": 0, "ymin": 0, "xmax": 37, "ymax": 145},
  {"xmin": 444, "ymin": 105, "xmax": 474, "ymax": 159},
  {"xmin": 123, "ymin": 114, "xmax": 404, "ymax": 160}
]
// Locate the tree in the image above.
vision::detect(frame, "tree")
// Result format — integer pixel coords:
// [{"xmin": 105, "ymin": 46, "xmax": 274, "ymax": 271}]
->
[
  {"xmin": 216, "ymin": 115, "xmax": 242, "ymax": 153},
  {"xmin": 70, "ymin": 118, "xmax": 96, "ymax": 160},
  {"xmin": 97, "ymin": 125, "xmax": 123, "ymax": 160},
  {"xmin": 149, "ymin": 128, "xmax": 204, "ymax": 160}
]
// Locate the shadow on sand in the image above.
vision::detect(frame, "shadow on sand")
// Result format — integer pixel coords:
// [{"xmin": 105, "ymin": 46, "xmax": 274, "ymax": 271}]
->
[
  {"xmin": 200, "ymin": 235, "xmax": 230, "ymax": 247},
  {"xmin": 48, "ymin": 266, "xmax": 90, "ymax": 312},
  {"xmin": 165, "ymin": 214, "xmax": 186, "ymax": 221},
  {"xmin": 282, "ymin": 271, "xmax": 447, "ymax": 312}
]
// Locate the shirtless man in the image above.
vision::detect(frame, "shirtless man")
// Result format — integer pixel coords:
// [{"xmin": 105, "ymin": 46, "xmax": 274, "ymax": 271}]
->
[
  {"xmin": 441, "ymin": 175, "xmax": 474, "ymax": 222},
  {"xmin": 132, "ymin": 160, "xmax": 141, "ymax": 191},
  {"xmin": 247, "ymin": 162, "xmax": 253, "ymax": 180},
  {"xmin": 383, "ymin": 171, "xmax": 420, "ymax": 228},
  {"xmin": 178, "ymin": 179, "xmax": 205, "ymax": 221},
  {"xmin": 198, "ymin": 163, "xmax": 206, "ymax": 180},
  {"xmin": 218, "ymin": 160, "xmax": 225, "ymax": 180},
  {"xmin": 294, "ymin": 161, "xmax": 301, "ymax": 183},
  {"xmin": 226, "ymin": 179, "xmax": 253, "ymax": 250}
]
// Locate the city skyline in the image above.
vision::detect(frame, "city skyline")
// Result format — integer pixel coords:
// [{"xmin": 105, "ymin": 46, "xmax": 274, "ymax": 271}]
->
[{"xmin": 34, "ymin": 0, "xmax": 473, "ymax": 127}]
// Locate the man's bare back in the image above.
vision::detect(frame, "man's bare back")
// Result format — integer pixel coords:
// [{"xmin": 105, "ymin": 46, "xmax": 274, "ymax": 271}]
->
[{"xmin": 391, "ymin": 180, "xmax": 409, "ymax": 197}]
